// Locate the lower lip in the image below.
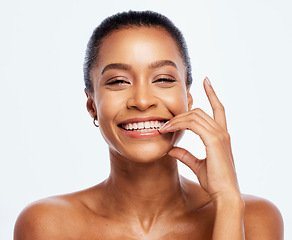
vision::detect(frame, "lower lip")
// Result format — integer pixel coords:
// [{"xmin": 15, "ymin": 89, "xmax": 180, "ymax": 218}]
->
[{"xmin": 119, "ymin": 127, "xmax": 161, "ymax": 139}]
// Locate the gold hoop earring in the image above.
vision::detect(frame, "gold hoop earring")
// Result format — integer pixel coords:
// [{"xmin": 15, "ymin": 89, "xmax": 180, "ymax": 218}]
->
[{"xmin": 93, "ymin": 118, "xmax": 99, "ymax": 127}]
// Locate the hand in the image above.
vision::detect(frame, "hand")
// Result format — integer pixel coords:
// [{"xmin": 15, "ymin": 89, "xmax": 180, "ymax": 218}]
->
[{"xmin": 159, "ymin": 77, "xmax": 240, "ymax": 202}]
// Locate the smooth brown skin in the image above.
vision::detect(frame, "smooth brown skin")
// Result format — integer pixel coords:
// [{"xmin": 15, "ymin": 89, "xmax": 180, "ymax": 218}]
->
[{"xmin": 14, "ymin": 27, "xmax": 284, "ymax": 239}]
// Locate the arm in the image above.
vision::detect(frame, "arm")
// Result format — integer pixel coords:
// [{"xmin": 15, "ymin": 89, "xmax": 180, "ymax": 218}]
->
[
  {"xmin": 159, "ymin": 77, "xmax": 283, "ymax": 239},
  {"xmin": 212, "ymin": 194, "xmax": 245, "ymax": 239}
]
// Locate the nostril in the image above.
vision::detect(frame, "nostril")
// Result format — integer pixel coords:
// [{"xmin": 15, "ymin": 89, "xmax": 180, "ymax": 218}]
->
[{"xmin": 126, "ymin": 91, "xmax": 158, "ymax": 111}]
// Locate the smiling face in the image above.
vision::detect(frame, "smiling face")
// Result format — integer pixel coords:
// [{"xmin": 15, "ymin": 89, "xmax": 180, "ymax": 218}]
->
[{"xmin": 86, "ymin": 26, "xmax": 193, "ymax": 163}]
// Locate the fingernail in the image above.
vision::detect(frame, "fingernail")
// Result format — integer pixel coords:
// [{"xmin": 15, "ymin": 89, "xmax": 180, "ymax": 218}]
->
[
  {"xmin": 159, "ymin": 121, "xmax": 170, "ymax": 131},
  {"xmin": 205, "ymin": 76, "xmax": 211, "ymax": 86}
]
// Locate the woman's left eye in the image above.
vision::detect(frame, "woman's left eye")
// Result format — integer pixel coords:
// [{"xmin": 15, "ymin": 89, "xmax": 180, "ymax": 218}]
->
[{"xmin": 154, "ymin": 78, "xmax": 176, "ymax": 83}]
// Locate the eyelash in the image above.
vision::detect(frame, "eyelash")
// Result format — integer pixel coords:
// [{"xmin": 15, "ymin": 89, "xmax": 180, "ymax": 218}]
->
[
  {"xmin": 105, "ymin": 79, "xmax": 129, "ymax": 85},
  {"xmin": 154, "ymin": 78, "xmax": 176, "ymax": 83},
  {"xmin": 105, "ymin": 78, "xmax": 176, "ymax": 85}
]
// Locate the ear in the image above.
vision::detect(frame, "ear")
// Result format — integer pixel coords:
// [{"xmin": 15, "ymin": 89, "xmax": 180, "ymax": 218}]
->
[
  {"xmin": 187, "ymin": 92, "xmax": 193, "ymax": 111},
  {"xmin": 84, "ymin": 88, "xmax": 97, "ymax": 119}
]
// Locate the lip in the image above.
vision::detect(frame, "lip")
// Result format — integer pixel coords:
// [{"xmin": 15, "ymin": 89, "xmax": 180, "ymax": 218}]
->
[
  {"xmin": 118, "ymin": 116, "xmax": 169, "ymax": 125},
  {"xmin": 119, "ymin": 127, "xmax": 161, "ymax": 139},
  {"xmin": 117, "ymin": 116, "xmax": 169, "ymax": 139}
]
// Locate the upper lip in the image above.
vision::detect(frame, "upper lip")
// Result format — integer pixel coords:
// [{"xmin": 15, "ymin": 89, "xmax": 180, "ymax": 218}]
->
[{"xmin": 118, "ymin": 117, "xmax": 169, "ymax": 125}]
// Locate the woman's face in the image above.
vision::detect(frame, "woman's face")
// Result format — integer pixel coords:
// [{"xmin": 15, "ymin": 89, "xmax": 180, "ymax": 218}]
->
[{"xmin": 87, "ymin": 27, "xmax": 193, "ymax": 163}]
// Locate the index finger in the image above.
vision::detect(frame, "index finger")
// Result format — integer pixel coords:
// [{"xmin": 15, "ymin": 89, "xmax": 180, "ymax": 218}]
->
[{"xmin": 203, "ymin": 77, "xmax": 228, "ymax": 131}]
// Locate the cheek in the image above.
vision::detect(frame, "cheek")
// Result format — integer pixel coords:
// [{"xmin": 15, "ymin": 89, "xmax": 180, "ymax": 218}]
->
[
  {"xmin": 160, "ymin": 87, "xmax": 189, "ymax": 115},
  {"xmin": 95, "ymin": 92, "xmax": 124, "ymax": 146},
  {"xmin": 97, "ymin": 93, "xmax": 116, "ymax": 120}
]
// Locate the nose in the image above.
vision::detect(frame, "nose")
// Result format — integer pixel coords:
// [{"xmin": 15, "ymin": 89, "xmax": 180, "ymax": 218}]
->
[{"xmin": 126, "ymin": 82, "xmax": 157, "ymax": 111}]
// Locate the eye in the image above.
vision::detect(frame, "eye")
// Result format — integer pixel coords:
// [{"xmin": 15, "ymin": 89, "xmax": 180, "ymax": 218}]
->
[
  {"xmin": 105, "ymin": 79, "xmax": 130, "ymax": 85},
  {"xmin": 154, "ymin": 78, "xmax": 176, "ymax": 83}
]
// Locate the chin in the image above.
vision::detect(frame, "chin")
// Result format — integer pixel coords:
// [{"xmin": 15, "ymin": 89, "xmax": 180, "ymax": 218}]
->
[
  {"xmin": 110, "ymin": 131, "xmax": 185, "ymax": 164},
  {"xmin": 109, "ymin": 142, "xmax": 169, "ymax": 163},
  {"xmin": 130, "ymin": 145, "xmax": 171, "ymax": 163}
]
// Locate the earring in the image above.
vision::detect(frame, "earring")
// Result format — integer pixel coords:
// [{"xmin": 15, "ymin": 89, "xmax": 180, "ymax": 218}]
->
[{"xmin": 93, "ymin": 118, "xmax": 99, "ymax": 127}]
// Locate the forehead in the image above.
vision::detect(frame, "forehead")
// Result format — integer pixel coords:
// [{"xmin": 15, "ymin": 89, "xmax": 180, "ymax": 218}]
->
[{"xmin": 96, "ymin": 26, "xmax": 184, "ymax": 71}]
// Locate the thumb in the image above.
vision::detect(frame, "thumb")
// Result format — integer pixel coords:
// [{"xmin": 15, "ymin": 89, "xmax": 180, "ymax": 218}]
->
[{"xmin": 168, "ymin": 147, "xmax": 204, "ymax": 176}]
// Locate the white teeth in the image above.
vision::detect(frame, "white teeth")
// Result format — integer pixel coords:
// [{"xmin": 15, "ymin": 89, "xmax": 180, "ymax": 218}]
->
[
  {"xmin": 145, "ymin": 122, "xmax": 150, "ymax": 128},
  {"xmin": 121, "ymin": 120, "xmax": 166, "ymax": 131}
]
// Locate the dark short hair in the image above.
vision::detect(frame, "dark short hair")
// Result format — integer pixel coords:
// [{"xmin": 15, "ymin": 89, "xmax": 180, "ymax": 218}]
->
[{"xmin": 83, "ymin": 10, "xmax": 192, "ymax": 92}]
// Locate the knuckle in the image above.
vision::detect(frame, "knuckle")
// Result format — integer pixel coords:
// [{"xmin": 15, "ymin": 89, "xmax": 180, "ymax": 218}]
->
[
  {"xmin": 189, "ymin": 108, "xmax": 205, "ymax": 118},
  {"xmin": 189, "ymin": 120, "xmax": 197, "ymax": 126},
  {"xmin": 181, "ymin": 150, "xmax": 188, "ymax": 161},
  {"xmin": 209, "ymin": 131, "xmax": 229, "ymax": 145},
  {"xmin": 218, "ymin": 132, "xmax": 226, "ymax": 142},
  {"xmin": 209, "ymin": 134, "xmax": 221, "ymax": 145},
  {"xmin": 217, "ymin": 103, "xmax": 225, "ymax": 112},
  {"xmin": 190, "ymin": 111, "xmax": 197, "ymax": 117},
  {"xmin": 216, "ymin": 131, "xmax": 230, "ymax": 143},
  {"xmin": 193, "ymin": 108, "xmax": 203, "ymax": 113},
  {"xmin": 224, "ymin": 132, "xmax": 230, "ymax": 141},
  {"xmin": 187, "ymin": 111, "xmax": 198, "ymax": 120},
  {"xmin": 213, "ymin": 100, "xmax": 224, "ymax": 111}
]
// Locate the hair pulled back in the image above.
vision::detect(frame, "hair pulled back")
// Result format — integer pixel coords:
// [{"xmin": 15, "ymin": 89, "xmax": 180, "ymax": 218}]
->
[{"xmin": 83, "ymin": 10, "xmax": 192, "ymax": 92}]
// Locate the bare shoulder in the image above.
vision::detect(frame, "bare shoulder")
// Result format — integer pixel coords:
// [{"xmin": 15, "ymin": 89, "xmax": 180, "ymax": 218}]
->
[
  {"xmin": 14, "ymin": 184, "xmax": 106, "ymax": 240},
  {"xmin": 14, "ymin": 195, "xmax": 79, "ymax": 240},
  {"xmin": 242, "ymin": 194, "xmax": 284, "ymax": 240},
  {"xmin": 180, "ymin": 177, "xmax": 284, "ymax": 239}
]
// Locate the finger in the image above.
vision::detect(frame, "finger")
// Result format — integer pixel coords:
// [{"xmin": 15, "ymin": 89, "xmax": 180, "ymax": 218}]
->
[
  {"xmin": 160, "ymin": 118, "xmax": 219, "ymax": 148},
  {"xmin": 189, "ymin": 108, "xmax": 225, "ymax": 132},
  {"xmin": 164, "ymin": 117, "xmax": 234, "ymax": 168},
  {"xmin": 203, "ymin": 77, "xmax": 228, "ymax": 131},
  {"xmin": 168, "ymin": 147, "xmax": 204, "ymax": 176},
  {"xmin": 159, "ymin": 111, "xmax": 217, "ymax": 134}
]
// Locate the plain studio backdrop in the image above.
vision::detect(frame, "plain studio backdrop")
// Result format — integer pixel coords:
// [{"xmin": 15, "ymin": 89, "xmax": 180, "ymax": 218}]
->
[{"xmin": 1, "ymin": 0, "xmax": 291, "ymax": 239}]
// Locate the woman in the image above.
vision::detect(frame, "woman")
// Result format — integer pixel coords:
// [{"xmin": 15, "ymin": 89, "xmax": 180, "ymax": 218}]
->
[{"xmin": 14, "ymin": 11, "xmax": 283, "ymax": 239}]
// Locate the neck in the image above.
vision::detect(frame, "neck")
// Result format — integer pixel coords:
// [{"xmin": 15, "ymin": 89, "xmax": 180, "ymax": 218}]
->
[{"xmin": 102, "ymin": 150, "xmax": 186, "ymax": 230}]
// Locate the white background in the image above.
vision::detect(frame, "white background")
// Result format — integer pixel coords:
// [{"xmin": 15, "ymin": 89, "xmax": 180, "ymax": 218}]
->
[{"xmin": 1, "ymin": 0, "xmax": 291, "ymax": 239}]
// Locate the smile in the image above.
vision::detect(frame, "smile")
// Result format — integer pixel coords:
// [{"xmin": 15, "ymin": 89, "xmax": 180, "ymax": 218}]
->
[
  {"xmin": 120, "ymin": 120, "xmax": 166, "ymax": 132},
  {"xmin": 117, "ymin": 118, "xmax": 169, "ymax": 139}
]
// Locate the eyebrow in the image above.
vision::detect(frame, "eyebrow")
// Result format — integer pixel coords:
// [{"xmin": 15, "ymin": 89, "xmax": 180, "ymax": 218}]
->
[
  {"xmin": 149, "ymin": 60, "xmax": 178, "ymax": 70},
  {"xmin": 101, "ymin": 63, "xmax": 132, "ymax": 76},
  {"xmin": 101, "ymin": 60, "xmax": 178, "ymax": 76}
]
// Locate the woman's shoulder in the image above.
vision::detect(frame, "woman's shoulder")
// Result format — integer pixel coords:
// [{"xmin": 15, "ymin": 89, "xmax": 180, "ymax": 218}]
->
[
  {"xmin": 182, "ymin": 177, "xmax": 283, "ymax": 238},
  {"xmin": 182, "ymin": 177, "xmax": 282, "ymax": 219},
  {"xmin": 243, "ymin": 194, "xmax": 282, "ymax": 216},
  {"xmin": 14, "ymin": 196, "xmax": 76, "ymax": 239},
  {"xmin": 242, "ymin": 194, "xmax": 284, "ymax": 239},
  {"xmin": 14, "ymin": 184, "xmax": 106, "ymax": 240}
]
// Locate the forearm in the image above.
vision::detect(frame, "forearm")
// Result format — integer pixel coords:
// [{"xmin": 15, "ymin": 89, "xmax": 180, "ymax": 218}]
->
[{"xmin": 212, "ymin": 194, "xmax": 245, "ymax": 240}]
